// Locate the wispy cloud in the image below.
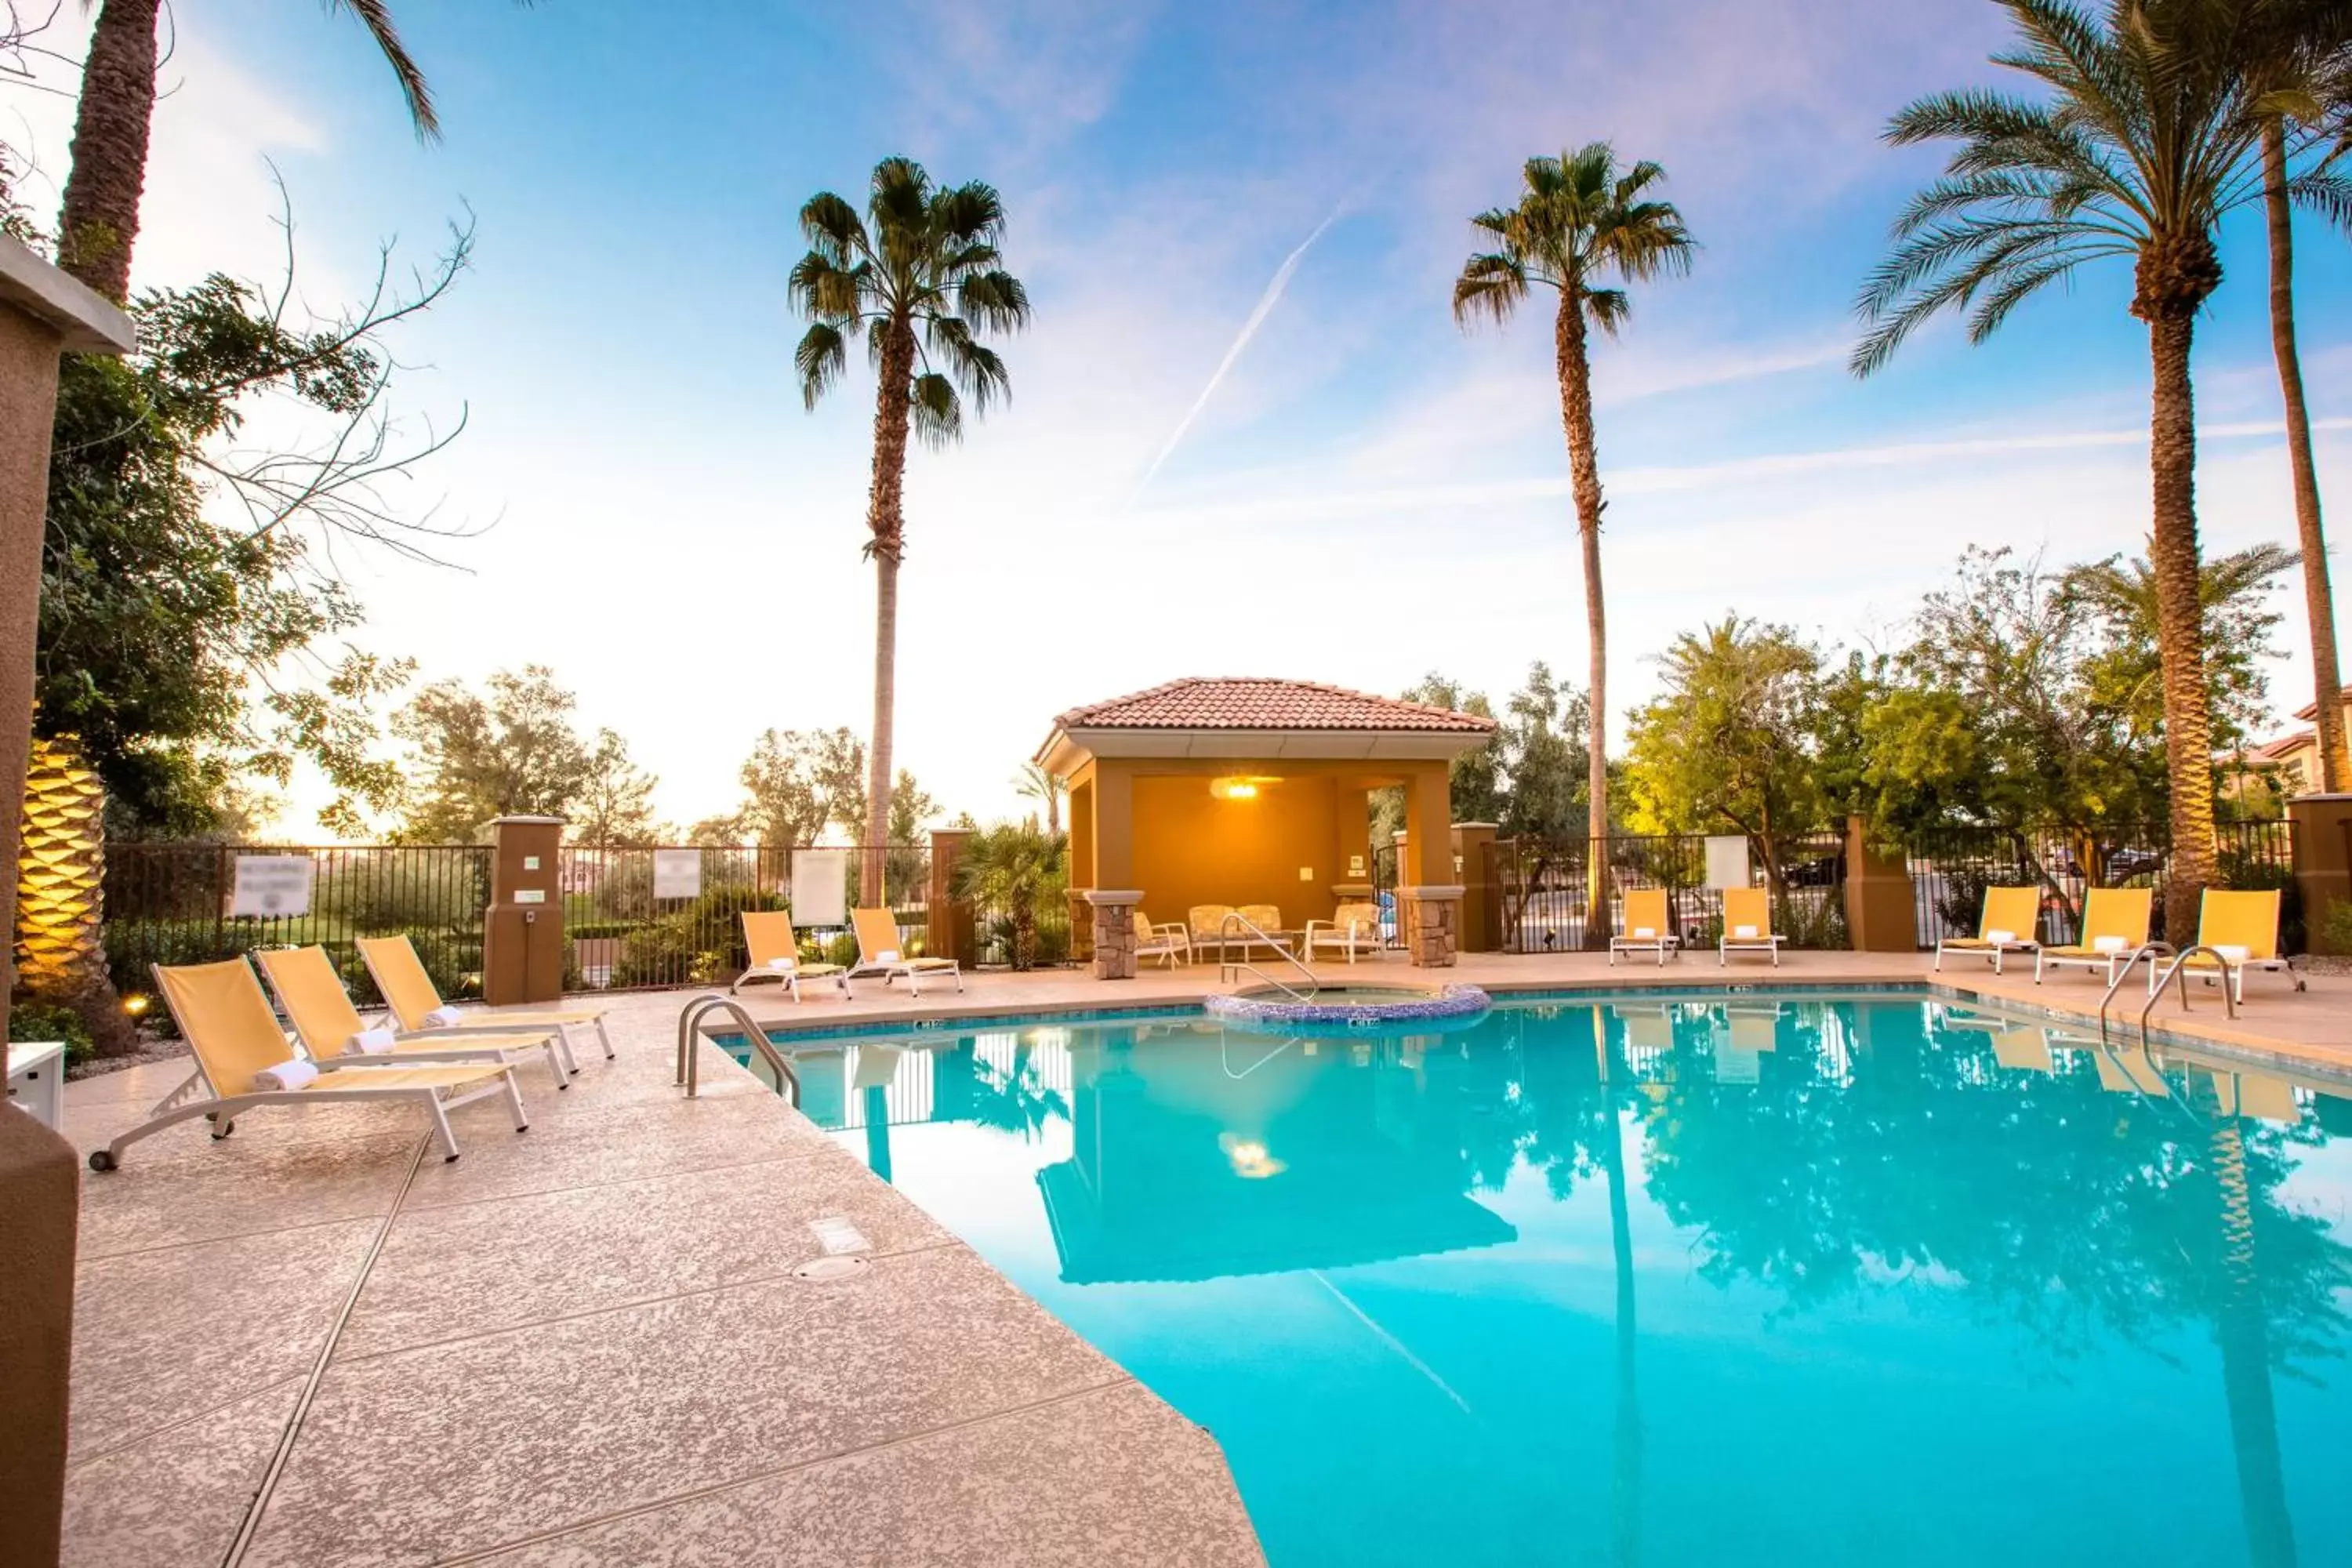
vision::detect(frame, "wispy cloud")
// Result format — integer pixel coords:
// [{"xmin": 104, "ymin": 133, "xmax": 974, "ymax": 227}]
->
[{"xmin": 1127, "ymin": 206, "xmax": 1344, "ymax": 506}]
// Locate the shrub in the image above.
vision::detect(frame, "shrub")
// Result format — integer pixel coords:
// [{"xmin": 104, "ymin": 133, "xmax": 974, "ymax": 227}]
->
[
  {"xmin": 9, "ymin": 1000, "xmax": 98, "ymax": 1065},
  {"xmin": 2318, "ymin": 898, "xmax": 2352, "ymax": 959}
]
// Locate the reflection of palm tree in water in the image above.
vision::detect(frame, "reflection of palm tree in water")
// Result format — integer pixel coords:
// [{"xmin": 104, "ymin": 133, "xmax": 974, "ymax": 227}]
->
[
  {"xmin": 1593, "ymin": 1010, "xmax": 1642, "ymax": 1568},
  {"xmin": 2210, "ymin": 1115, "xmax": 2295, "ymax": 1568},
  {"xmin": 964, "ymin": 1043, "xmax": 1069, "ymax": 1142}
]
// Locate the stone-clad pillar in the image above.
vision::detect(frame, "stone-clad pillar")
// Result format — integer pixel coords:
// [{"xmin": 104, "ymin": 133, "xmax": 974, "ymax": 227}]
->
[
  {"xmin": 1398, "ymin": 885, "xmax": 1465, "ymax": 967},
  {"xmin": 1083, "ymin": 889, "xmax": 1144, "ymax": 979}
]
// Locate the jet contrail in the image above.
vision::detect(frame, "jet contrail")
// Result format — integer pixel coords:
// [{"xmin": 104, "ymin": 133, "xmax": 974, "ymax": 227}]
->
[{"xmin": 1128, "ymin": 207, "xmax": 1343, "ymax": 507}]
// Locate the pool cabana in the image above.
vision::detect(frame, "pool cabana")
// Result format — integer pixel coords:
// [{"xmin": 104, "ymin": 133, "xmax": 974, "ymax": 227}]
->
[{"xmin": 1034, "ymin": 678, "xmax": 1496, "ymax": 975}]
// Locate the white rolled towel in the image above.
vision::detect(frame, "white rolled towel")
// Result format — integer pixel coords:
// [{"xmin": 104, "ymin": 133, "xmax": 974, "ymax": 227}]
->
[
  {"xmin": 2092, "ymin": 935, "xmax": 2128, "ymax": 955},
  {"xmin": 1633, "ymin": 927, "xmax": 1657, "ymax": 939},
  {"xmin": 423, "ymin": 1005, "xmax": 464, "ymax": 1027},
  {"xmin": 252, "ymin": 1058, "xmax": 319, "ymax": 1092},
  {"xmin": 1733, "ymin": 924, "xmax": 1759, "ymax": 940},
  {"xmin": 875, "ymin": 949, "xmax": 901, "ymax": 964},
  {"xmin": 2214, "ymin": 944, "xmax": 2250, "ymax": 965},
  {"xmin": 349, "ymin": 1027, "xmax": 397, "ymax": 1054},
  {"xmin": 1986, "ymin": 928, "xmax": 2016, "ymax": 946},
  {"xmin": 766, "ymin": 956, "xmax": 799, "ymax": 971}
]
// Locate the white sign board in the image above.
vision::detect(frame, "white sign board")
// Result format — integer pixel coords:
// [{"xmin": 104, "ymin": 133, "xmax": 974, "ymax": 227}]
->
[
  {"xmin": 652, "ymin": 849, "xmax": 702, "ymax": 901},
  {"xmin": 1704, "ymin": 835, "xmax": 1751, "ymax": 892},
  {"xmin": 790, "ymin": 848, "xmax": 849, "ymax": 928},
  {"xmin": 229, "ymin": 855, "xmax": 314, "ymax": 919}
]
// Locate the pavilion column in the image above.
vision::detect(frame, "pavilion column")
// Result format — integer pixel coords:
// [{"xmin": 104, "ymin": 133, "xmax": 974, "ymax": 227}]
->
[
  {"xmin": 1083, "ymin": 889, "xmax": 1144, "ymax": 980},
  {"xmin": 1065, "ymin": 774, "xmax": 1097, "ymax": 963}
]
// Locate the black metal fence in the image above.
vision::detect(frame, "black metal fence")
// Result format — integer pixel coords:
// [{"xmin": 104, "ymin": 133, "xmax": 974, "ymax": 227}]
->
[
  {"xmin": 1489, "ymin": 831, "xmax": 1850, "ymax": 954},
  {"xmin": 101, "ymin": 843, "xmax": 492, "ymax": 1008},
  {"xmin": 1903, "ymin": 818, "xmax": 2299, "ymax": 949}
]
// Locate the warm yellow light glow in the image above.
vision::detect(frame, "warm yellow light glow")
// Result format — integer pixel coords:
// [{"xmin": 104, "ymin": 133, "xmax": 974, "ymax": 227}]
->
[
  {"xmin": 1219, "ymin": 1131, "xmax": 1286, "ymax": 1178},
  {"xmin": 1209, "ymin": 775, "xmax": 1281, "ymax": 801},
  {"xmin": 122, "ymin": 994, "xmax": 150, "ymax": 1016},
  {"xmin": 16, "ymin": 736, "xmax": 107, "ymax": 994}
]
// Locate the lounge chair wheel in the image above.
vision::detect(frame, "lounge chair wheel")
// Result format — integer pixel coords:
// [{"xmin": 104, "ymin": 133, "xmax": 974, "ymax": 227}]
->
[
  {"xmin": 88, "ymin": 1149, "xmax": 118, "ymax": 1173},
  {"xmin": 212, "ymin": 1120, "xmax": 235, "ymax": 1138},
  {"xmin": 445, "ymin": 1152, "xmax": 461, "ymax": 1163}
]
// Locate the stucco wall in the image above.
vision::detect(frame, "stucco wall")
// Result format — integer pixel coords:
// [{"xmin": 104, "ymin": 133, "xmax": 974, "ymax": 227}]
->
[{"xmin": 0, "ymin": 304, "xmax": 63, "ymax": 1023}]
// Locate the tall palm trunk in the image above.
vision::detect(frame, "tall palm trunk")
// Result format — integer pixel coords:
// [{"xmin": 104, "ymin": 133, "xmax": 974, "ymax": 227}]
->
[
  {"xmin": 1592, "ymin": 1011, "xmax": 1642, "ymax": 1568},
  {"xmin": 2143, "ymin": 303, "xmax": 2222, "ymax": 940},
  {"xmin": 1555, "ymin": 297, "xmax": 1613, "ymax": 949},
  {"xmin": 56, "ymin": 0, "xmax": 162, "ymax": 301},
  {"xmin": 861, "ymin": 318, "xmax": 916, "ymax": 903},
  {"xmin": 14, "ymin": 736, "xmax": 129, "ymax": 1047},
  {"xmin": 2262, "ymin": 122, "xmax": 2347, "ymax": 795}
]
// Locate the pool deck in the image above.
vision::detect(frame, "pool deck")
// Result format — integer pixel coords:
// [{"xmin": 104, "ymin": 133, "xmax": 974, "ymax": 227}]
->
[{"xmin": 56, "ymin": 949, "xmax": 2352, "ymax": 1566}]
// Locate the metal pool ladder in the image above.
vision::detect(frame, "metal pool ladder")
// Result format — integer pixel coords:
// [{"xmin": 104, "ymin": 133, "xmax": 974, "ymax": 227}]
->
[
  {"xmin": 676, "ymin": 993, "xmax": 801, "ymax": 1107},
  {"xmin": 2094, "ymin": 942, "xmax": 2237, "ymax": 1054},
  {"xmin": 1217, "ymin": 910, "xmax": 1320, "ymax": 1003}
]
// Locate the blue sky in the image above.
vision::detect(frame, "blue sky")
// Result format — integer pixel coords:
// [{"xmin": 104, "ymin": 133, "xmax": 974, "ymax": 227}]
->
[{"xmin": 10, "ymin": 0, "xmax": 2348, "ymax": 833}]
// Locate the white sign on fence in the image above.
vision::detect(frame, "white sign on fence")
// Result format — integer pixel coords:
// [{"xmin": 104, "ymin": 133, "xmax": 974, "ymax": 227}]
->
[
  {"xmin": 229, "ymin": 855, "xmax": 314, "ymax": 919},
  {"xmin": 652, "ymin": 849, "xmax": 702, "ymax": 901},
  {"xmin": 1704, "ymin": 835, "xmax": 1751, "ymax": 892},
  {"xmin": 791, "ymin": 848, "xmax": 848, "ymax": 928}
]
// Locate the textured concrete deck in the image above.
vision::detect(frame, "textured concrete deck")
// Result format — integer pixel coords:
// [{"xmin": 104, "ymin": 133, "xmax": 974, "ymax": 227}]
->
[
  {"xmin": 60, "ymin": 993, "xmax": 1265, "ymax": 1568},
  {"xmin": 59, "ymin": 948, "xmax": 2352, "ymax": 1566}
]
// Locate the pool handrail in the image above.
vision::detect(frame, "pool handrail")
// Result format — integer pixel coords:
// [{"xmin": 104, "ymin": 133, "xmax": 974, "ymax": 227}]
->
[
  {"xmin": 1217, "ymin": 909, "xmax": 1320, "ymax": 1003},
  {"xmin": 2095, "ymin": 942, "xmax": 2172, "ymax": 1050},
  {"xmin": 675, "ymin": 993, "xmax": 800, "ymax": 1107}
]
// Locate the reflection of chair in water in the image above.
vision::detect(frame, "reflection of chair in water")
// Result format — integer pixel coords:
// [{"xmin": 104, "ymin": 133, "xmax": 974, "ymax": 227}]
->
[
  {"xmin": 1990, "ymin": 1026, "xmax": 2054, "ymax": 1074},
  {"xmin": 1710, "ymin": 1004, "xmax": 1780, "ymax": 1083},
  {"xmin": 1613, "ymin": 1004, "xmax": 1675, "ymax": 1056},
  {"xmin": 2092, "ymin": 1044, "xmax": 2169, "ymax": 1098},
  {"xmin": 2205, "ymin": 1069, "xmax": 2299, "ymax": 1123}
]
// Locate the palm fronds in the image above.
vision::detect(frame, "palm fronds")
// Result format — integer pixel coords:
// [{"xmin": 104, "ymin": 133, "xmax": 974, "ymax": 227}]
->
[{"xmin": 1450, "ymin": 143, "xmax": 1694, "ymax": 334}]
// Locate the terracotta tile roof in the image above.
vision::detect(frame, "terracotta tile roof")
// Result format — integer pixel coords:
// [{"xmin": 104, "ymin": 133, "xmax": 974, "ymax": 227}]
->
[
  {"xmin": 2292, "ymin": 684, "xmax": 2352, "ymax": 722},
  {"xmin": 2252, "ymin": 731, "xmax": 2316, "ymax": 763},
  {"xmin": 1055, "ymin": 677, "xmax": 1494, "ymax": 734}
]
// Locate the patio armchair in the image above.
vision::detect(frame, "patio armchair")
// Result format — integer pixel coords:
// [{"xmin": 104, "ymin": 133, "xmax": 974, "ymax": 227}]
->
[
  {"xmin": 2161, "ymin": 889, "xmax": 2301, "ymax": 1004},
  {"xmin": 1609, "ymin": 888, "xmax": 1679, "ymax": 967},
  {"xmin": 355, "ymin": 934, "xmax": 617, "ymax": 1061},
  {"xmin": 2034, "ymin": 887, "xmax": 2151, "ymax": 984},
  {"xmin": 1717, "ymin": 887, "xmax": 1785, "ymax": 967},
  {"xmin": 728, "ymin": 911, "xmax": 848, "ymax": 1001},
  {"xmin": 846, "ymin": 907, "xmax": 964, "ymax": 996},
  {"xmin": 1188, "ymin": 906, "xmax": 1236, "ymax": 957},
  {"xmin": 256, "ymin": 945, "xmax": 573, "ymax": 1087},
  {"xmin": 1134, "ymin": 910, "xmax": 1192, "ymax": 968},
  {"xmin": 1935, "ymin": 885, "xmax": 2042, "ymax": 974},
  {"xmin": 1304, "ymin": 902, "xmax": 1383, "ymax": 963},
  {"xmin": 87, "ymin": 957, "xmax": 528, "ymax": 1171}
]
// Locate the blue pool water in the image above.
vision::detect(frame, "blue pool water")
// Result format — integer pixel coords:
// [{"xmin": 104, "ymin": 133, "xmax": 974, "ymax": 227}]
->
[{"xmin": 737, "ymin": 995, "xmax": 2352, "ymax": 1567}]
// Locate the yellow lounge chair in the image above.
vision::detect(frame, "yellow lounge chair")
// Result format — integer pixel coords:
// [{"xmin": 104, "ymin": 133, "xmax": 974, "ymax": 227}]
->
[
  {"xmin": 2034, "ymin": 887, "xmax": 2152, "ymax": 984},
  {"xmin": 1304, "ymin": 902, "xmax": 1382, "ymax": 963},
  {"xmin": 1609, "ymin": 888, "xmax": 1679, "ymax": 967},
  {"xmin": 356, "ymin": 934, "xmax": 616, "ymax": 1062},
  {"xmin": 1936, "ymin": 885, "xmax": 2041, "ymax": 975},
  {"xmin": 1134, "ymin": 910, "xmax": 1193, "ymax": 968},
  {"xmin": 847, "ymin": 907, "xmax": 963, "ymax": 996},
  {"xmin": 2161, "ymin": 889, "xmax": 2303, "ymax": 1004},
  {"xmin": 728, "ymin": 911, "xmax": 848, "ymax": 1001},
  {"xmin": 89, "ymin": 958, "xmax": 528, "ymax": 1171},
  {"xmin": 256, "ymin": 945, "xmax": 572, "ymax": 1089},
  {"xmin": 1717, "ymin": 887, "xmax": 1784, "ymax": 967}
]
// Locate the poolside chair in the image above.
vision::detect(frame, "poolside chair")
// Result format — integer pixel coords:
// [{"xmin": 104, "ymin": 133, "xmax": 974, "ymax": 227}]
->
[
  {"xmin": 355, "ymin": 934, "xmax": 617, "ymax": 1062},
  {"xmin": 257, "ymin": 945, "xmax": 573, "ymax": 1088},
  {"xmin": 1303, "ymin": 902, "xmax": 1383, "ymax": 964},
  {"xmin": 1935, "ymin": 885, "xmax": 2042, "ymax": 975},
  {"xmin": 2034, "ymin": 887, "xmax": 2153, "ymax": 985},
  {"xmin": 846, "ymin": 907, "xmax": 963, "ymax": 996},
  {"xmin": 2161, "ymin": 888, "xmax": 2303, "ymax": 1004},
  {"xmin": 1188, "ymin": 906, "xmax": 1236, "ymax": 960},
  {"xmin": 87, "ymin": 958, "xmax": 528, "ymax": 1171},
  {"xmin": 728, "ymin": 910, "xmax": 848, "ymax": 1000},
  {"xmin": 1134, "ymin": 910, "xmax": 1192, "ymax": 969},
  {"xmin": 1717, "ymin": 887, "xmax": 1784, "ymax": 967},
  {"xmin": 1609, "ymin": 888, "xmax": 1679, "ymax": 967}
]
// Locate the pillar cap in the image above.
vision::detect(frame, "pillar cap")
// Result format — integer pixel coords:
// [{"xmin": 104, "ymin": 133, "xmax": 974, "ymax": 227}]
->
[
  {"xmin": 2288, "ymin": 793, "xmax": 2352, "ymax": 804},
  {"xmin": 1397, "ymin": 884, "xmax": 1467, "ymax": 898},
  {"xmin": 486, "ymin": 815, "xmax": 567, "ymax": 826},
  {"xmin": 1450, "ymin": 822, "xmax": 1499, "ymax": 831},
  {"xmin": 1080, "ymin": 888, "xmax": 1145, "ymax": 904}
]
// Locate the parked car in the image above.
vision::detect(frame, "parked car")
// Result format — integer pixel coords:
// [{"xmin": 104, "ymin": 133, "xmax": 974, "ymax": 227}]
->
[{"xmin": 1780, "ymin": 853, "xmax": 1846, "ymax": 887}]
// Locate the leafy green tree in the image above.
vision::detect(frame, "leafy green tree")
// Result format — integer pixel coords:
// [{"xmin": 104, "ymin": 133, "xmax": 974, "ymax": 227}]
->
[
  {"xmin": 391, "ymin": 666, "xmax": 594, "ymax": 842},
  {"xmin": 788, "ymin": 158, "xmax": 1029, "ymax": 895},
  {"xmin": 1497, "ymin": 661, "xmax": 1597, "ymax": 840},
  {"xmin": 1399, "ymin": 673, "xmax": 1505, "ymax": 824},
  {"xmin": 1454, "ymin": 144, "xmax": 1695, "ymax": 946},
  {"xmin": 949, "ymin": 821, "xmax": 1066, "ymax": 970},
  {"xmin": 720, "ymin": 728, "xmax": 866, "ymax": 844},
  {"xmin": 1623, "ymin": 619, "xmax": 1824, "ymax": 905},
  {"xmin": 1852, "ymin": 0, "xmax": 2346, "ymax": 938},
  {"xmin": 570, "ymin": 729, "xmax": 665, "ymax": 848}
]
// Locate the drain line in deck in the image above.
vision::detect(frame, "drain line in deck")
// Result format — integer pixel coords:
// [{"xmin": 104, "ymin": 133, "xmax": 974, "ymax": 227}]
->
[{"xmin": 219, "ymin": 1133, "xmax": 434, "ymax": 1568}]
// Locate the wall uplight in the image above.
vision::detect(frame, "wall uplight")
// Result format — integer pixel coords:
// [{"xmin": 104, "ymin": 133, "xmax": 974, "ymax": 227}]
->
[{"xmin": 1210, "ymin": 775, "xmax": 1280, "ymax": 801}]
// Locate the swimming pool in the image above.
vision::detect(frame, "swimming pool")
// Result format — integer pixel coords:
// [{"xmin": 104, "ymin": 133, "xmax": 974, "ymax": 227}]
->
[{"xmin": 734, "ymin": 993, "xmax": 2352, "ymax": 1566}]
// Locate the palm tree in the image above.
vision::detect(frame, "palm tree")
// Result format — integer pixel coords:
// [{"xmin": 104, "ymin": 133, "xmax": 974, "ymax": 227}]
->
[
  {"xmin": 1852, "ymin": 0, "xmax": 2343, "ymax": 938},
  {"xmin": 2234, "ymin": 0, "xmax": 2352, "ymax": 790},
  {"xmin": 1453, "ymin": 145, "xmax": 1694, "ymax": 949},
  {"xmin": 1013, "ymin": 760, "xmax": 1063, "ymax": 833},
  {"xmin": 947, "ymin": 820, "xmax": 1065, "ymax": 970},
  {"xmin": 789, "ymin": 158, "xmax": 1029, "ymax": 899},
  {"xmin": 56, "ymin": 0, "xmax": 478, "ymax": 300}
]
